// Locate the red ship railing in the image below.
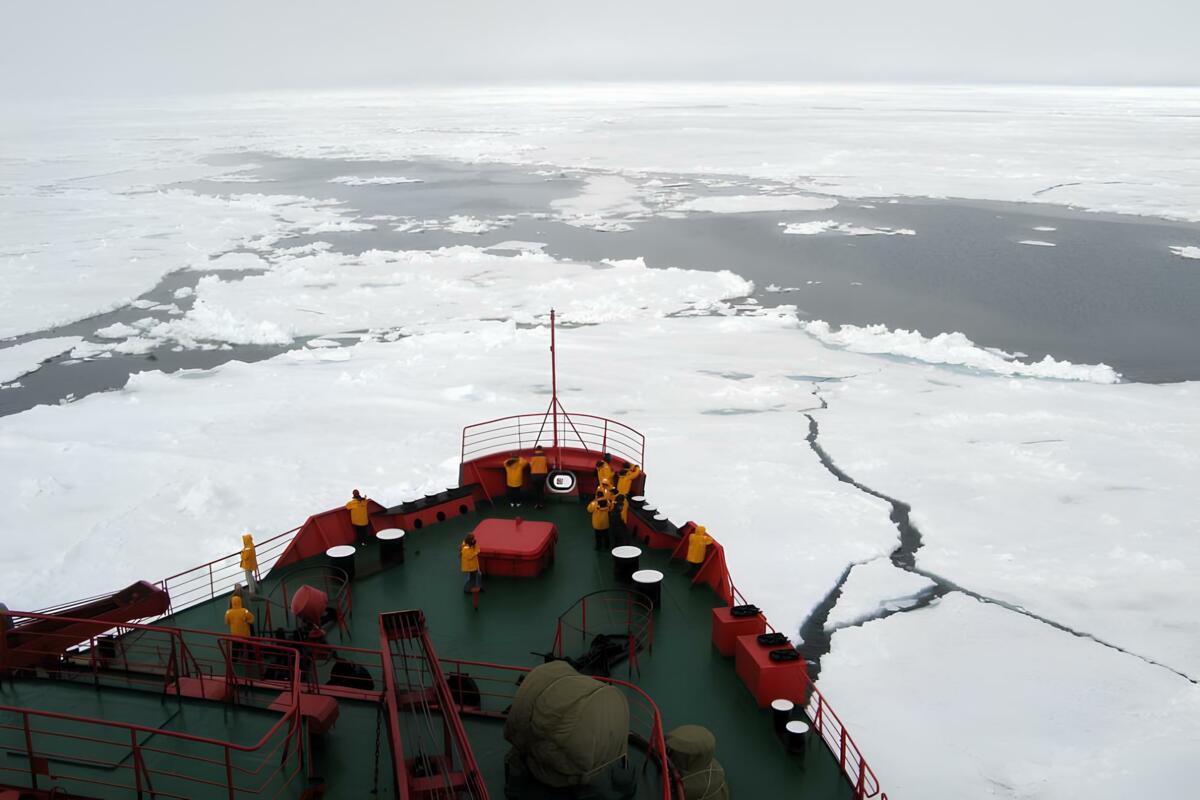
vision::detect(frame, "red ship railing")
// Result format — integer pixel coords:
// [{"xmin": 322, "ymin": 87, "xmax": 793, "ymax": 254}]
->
[
  {"xmin": 730, "ymin": 579, "xmax": 883, "ymax": 799},
  {"xmin": 461, "ymin": 412, "xmax": 645, "ymax": 467},
  {"xmin": 145, "ymin": 526, "xmax": 301, "ymax": 622},
  {"xmin": 0, "ymin": 611, "xmax": 306, "ymax": 798},
  {"xmin": 551, "ymin": 590, "xmax": 655, "ymax": 681}
]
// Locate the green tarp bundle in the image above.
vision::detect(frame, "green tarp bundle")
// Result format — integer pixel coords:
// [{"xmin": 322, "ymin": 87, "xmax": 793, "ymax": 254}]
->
[
  {"xmin": 666, "ymin": 725, "xmax": 731, "ymax": 800},
  {"xmin": 504, "ymin": 660, "xmax": 630, "ymax": 788}
]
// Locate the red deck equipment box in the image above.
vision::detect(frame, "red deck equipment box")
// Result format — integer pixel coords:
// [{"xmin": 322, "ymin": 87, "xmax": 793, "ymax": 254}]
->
[
  {"xmin": 711, "ymin": 606, "xmax": 767, "ymax": 657},
  {"xmin": 471, "ymin": 518, "xmax": 558, "ymax": 577},
  {"xmin": 734, "ymin": 633, "xmax": 808, "ymax": 708}
]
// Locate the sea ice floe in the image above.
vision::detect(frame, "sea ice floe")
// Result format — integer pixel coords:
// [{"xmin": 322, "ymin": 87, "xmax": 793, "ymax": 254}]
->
[
  {"xmin": 1018, "ymin": 239, "xmax": 1057, "ymax": 247},
  {"xmin": 780, "ymin": 220, "xmax": 915, "ymax": 236},
  {"xmin": 819, "ymin": 593, "xmax": 1200, "ymax": 800},
  {"xmin": 1032, "ymin": 225, "xmax": 1058, "ymax": 231},
  {"xmin": 824, "ymin": 559, "xmax": 936, "ymax": 632},
  {"xmin": 394, "ymin": 215, "xmax": 511, "ymax": 234},
  {"xmin": 1169, "ymin": 245, "xmax": 1200, "ymax": 260},
  {"xmin": 0, "ymin": 337, "xmax": 84, "ymax": 384},
  {"xmin": 802, "ymin": 320, "xmax": 1119, "ymax": 383},
  {"xmin": 482, "ymin": 240, "xmax": 548, "ymax": 253},
  {"xmin": 674, "ymin": 195, "xmax": 838, "ymax": 214},
  {"xmin": 552, "ymin": 175, "xmax": 648, "ymax": 231},
  {"xmin": 328, "ymin": 175, "xmax": 424, "ymax": 186},
  {"xmin": 0, "ymin": 188, "xmax": 370, "ymax": 340}
]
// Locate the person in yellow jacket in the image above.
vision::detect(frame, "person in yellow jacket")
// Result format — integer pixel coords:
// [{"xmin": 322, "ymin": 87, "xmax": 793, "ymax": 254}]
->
[
  {"xmin": 224, "ymin": 594, "xmax": 255, "ymax": 664},
  {"xmin": 346, "ymin": 489, "xmax": 372, "ymax": 544},
  {"xmin": 503, "ymin": 454, "xmax": 528, "ymax": 507},
  {"xmin": 595, "ymin": 454, "xmax": 615, "ymax": 488},
  {"xmin": 616, "ymin": 464, "xmax": 642, "ymax": 497},
  {"xmin": 686, "ymin": 525, "xmax": 714, "ymax": 577},
  {"xmin": 530, "ymin": 446, "xmax": 549, "ymax": 509},
  {"xmin": 239, "ymin": 533, "xmax": 259, "ymax": 595},
  {"xmin": 460, "ymin": 533, "xmax": 482, "ymax": 593},
  {"xmin": 587, "ymin": 495, "xmax": 613, "ymax": 552}
]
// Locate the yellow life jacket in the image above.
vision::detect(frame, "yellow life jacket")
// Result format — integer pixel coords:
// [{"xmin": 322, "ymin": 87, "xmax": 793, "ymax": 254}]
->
[
  {"xmin": 346, "ymin": 497, "xmax": 370, "ymax": 526},
  {"xmin": 686, "ymin": 528, "xmax": 714, "ymax": 564},
  {"xmin": 224, "ymin": 596, "xmax": 254, "ymax": 637},
  {"xmin": 504, "ymin": 458, "xmax": 528, "ymax": 488},
  {"xmin": 596, "ymin": 461, "xmax": 614, "ymax": 485},
  {"xmin": 530, "ymin": 454, "xmax": 549, "ymax": 474},
  {"xmin": 239, "ymin": 534, "xmax": 258, "ymax": 570},
  {"xmin": 460, "ymin": 544, "xmax": 480, "ymax": 572},
  {"xmin": 587, "ymin": 499, "xmax": 612, "ymax": 530}
]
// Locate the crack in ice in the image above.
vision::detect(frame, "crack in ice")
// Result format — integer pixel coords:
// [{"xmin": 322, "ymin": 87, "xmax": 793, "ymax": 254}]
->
[{"xmin": 799, "ymin": 403, "xmax": 1199, "ymax": 686}]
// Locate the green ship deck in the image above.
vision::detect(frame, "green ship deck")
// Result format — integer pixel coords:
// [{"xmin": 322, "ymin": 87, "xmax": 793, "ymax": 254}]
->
[{"xmin": 1, "ymin": 500, "xmax": 864, "ymax": 799}]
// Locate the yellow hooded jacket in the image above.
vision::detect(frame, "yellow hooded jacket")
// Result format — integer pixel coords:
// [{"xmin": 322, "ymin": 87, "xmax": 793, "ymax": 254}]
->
[
  {"xmin": 504, "ymin": 457, "xmax": 528, "ymax": 488},
  {"xmin": 224, "ymin": 595, "xmax": 254, "ymax": 637},
  {"xmin": 617, "ymin": 465, "xmax": 641, "ymax": 496},
  {"xmin": 596, "ymin": 461, "xmax": 615, "ymax": 486},
  {"xmin": 346, "ymin": 496, "xmax": 370, "ymax": 526},
  {"xmin": 530, "ymin": 452, "xmax": 549, "ymax": 475},
  {"xmin": 239, "ymin": 534, "xmax": 258, "ymax": 571},
  {"xmin": 587, "ymin": 498, "xmax": 612, "ymax": 530},
  {"xmin": 686, "ymin": 526, "xmax": 714, "ymax": 565},
  {"xmin": 460, "ymin": 543, "xmax": 481, "ymax": 572}
]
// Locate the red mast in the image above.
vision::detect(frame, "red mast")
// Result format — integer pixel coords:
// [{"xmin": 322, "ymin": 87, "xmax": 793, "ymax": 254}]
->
[{"xmin": 550, "ymin": 308, "xmax": 560, "ymax": 468}]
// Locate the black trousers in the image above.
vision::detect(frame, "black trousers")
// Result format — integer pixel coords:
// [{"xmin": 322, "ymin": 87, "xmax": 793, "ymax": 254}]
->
[
  {"xmin": 507, "ymin": 485, "xmax": 522, "ymax": 504},
  {"xmin": 353, "ymin": 523, "xmax": 372, "ymax": 544},
  {"xmin": 532, "ymin": 474, "xmax": 547, "ymax": 505},
  {"xmin": 594, "ymin": 526, "xmax": 611, "ymax": 552}
]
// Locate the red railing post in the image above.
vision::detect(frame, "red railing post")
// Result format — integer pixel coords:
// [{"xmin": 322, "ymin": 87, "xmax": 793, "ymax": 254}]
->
[
  {"xmin": 225, "ymin": 745, "xmax": 235, "ymax": 799},
  {"xmin": 208, "ymin": 562, "xmax": 215, "ymax": 600},
  {"xmin": 602, "ymin": 419, "xmax": 608, "ymax": 453},
  {"xmin": 22, "ymin": 711, "xmax": 37, "ymax": 790},
  {"xmin": 131, "ymin": 728, "xmax": 144, "ymax": 798},
  {"xmin": 839, "ymin": 727, "xmax": 848, "ymax": 771}
]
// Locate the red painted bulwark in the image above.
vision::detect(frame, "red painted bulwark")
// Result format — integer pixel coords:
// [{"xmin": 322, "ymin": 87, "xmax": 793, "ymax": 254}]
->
[
  {"xmin": 273, "ymin": 500, "xmax": 387, "ymax": 570},
  {"xmin": 460, "ymin": 447, "xmax": 642, "ymax": 505}
]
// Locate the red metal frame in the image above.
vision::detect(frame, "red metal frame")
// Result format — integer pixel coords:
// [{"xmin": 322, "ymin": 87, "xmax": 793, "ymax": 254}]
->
[
  {"xmin": 551, "ymin": 590, "xmax": 655, "ymax": 681},
  {"xmin": 378, "ymin": 610, "xmax": 488, "ymax": 799},
  {"xmin": 0, "ymin": 611, "xmax": 306, "ymax": 799}
]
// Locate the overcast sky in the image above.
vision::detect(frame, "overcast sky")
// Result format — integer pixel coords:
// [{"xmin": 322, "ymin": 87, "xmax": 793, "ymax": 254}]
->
[{"xmin": 2, "ymin": 0, "xmax": 1197, "ymax": 99}]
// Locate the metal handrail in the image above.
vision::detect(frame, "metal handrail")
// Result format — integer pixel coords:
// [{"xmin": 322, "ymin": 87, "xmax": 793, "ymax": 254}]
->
[
  {"xmin": 461, "ymin": 412, "xmax": 646, "ymax": 466},
  {"xmin": 0, "ymin": 611, "xmax": 305, "ymax": 797}
]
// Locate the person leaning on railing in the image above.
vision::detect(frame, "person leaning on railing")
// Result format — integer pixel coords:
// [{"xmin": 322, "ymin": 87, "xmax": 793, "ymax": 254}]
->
[
  {"xmin": 346, "ymin": 489, "xmax": 372, "ymax": 544},
  {"xmin": 504, "ymin": 453, "xmax": 528, "ymax": 508}
]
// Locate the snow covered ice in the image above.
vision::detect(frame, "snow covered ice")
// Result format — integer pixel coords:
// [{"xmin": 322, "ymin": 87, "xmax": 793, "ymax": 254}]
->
[{"xmin": 3, "ymin": 83, "xmax": 1200, "ymax": 799}]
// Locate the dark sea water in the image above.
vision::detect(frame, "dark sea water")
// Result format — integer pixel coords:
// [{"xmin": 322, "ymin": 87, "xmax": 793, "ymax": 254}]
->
[
  {"xmin": 241, "ymin": 156, "xmax": 1200, "ymax": 383},
  {"xmin": 3, "ymin": 155, "xmax": 1199, "ymax": 417}
]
